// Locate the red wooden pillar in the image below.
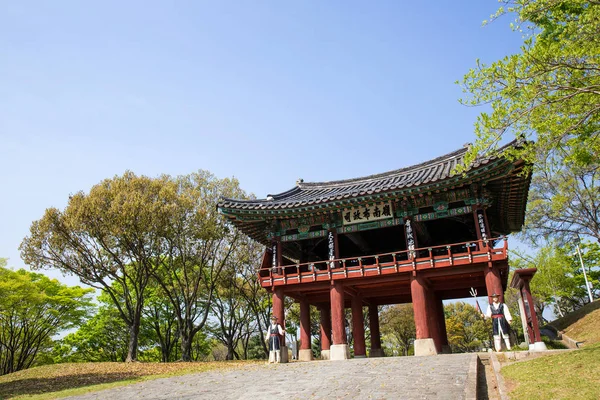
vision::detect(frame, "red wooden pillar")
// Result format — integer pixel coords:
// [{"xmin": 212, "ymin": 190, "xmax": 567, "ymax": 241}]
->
[
  {"xmin": 299, "ymin": 299, "xmax": 311, "ymax": 350},
  {"xmin": 299, "ymin": 299, "xmax": 313, "ymax": 361},
  {"xmin": 272, "ymin": 287, "xmax": 285, "ymax": 347},
  {"xmin": 330, "ymin": 281, "xmax": 349, "ymax": 359},
  {"xmin": 330, "ymin": 281, "xmax": 346, "ymax": 344},
  {"xmin": 411, "ymin": 275, "xmax": 430, "ymax": 339},
  {"xmin": 432, "ymin": 294, "xmax": 449, "ymax": 353},
  {"xmin": 510, "ymin": 269, "xmax": 545, "ymax": 350},
  {"xmin": 520, "ymin": 287, "xmax": 535, "ymax": 343},
  {"xmin": 368, "ymin": 305, "xmax": 384, "ymax": 357},
  {"xmin": 411, "ymin": 274, "xmax": 437, "ymax": 355},
  {"xmin": 474, "ymin": 206, "xmax": 504, "ymax": 303},
  {"xmin": 485, "ymin": 267, "xmax": 504, "ymax": 304},
  {"xmin": 436, "ymin": 295, "xmax": 449, "ymax": 348},
  {"xmin": 522, "ymin": 280, "xmax": 541, "ymax": 343},
  {"xmin": 320, "ymin": 306, "xmax": 332, "ymax": 359},
  {"xmin": 426, "ymin": 288, "xmax": 442, "ymax": 354},
  {"xmin": 351, "ymin": 295, "xmax": 366, "ymax": 357}
]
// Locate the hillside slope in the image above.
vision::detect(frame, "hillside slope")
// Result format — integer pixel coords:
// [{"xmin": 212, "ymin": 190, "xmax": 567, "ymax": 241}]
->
[{"xmin": 548, "ymin": 300, "xmax": 600, "ymax": 346}]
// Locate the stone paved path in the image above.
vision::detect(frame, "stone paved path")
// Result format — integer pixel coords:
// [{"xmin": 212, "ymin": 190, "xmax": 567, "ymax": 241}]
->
[{"xmin": 65, "ymin": 354, "xmax": 476, "ymax": 400}]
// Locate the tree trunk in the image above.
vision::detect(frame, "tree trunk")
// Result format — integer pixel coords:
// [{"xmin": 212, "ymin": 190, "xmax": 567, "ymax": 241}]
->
[
  {"xmin": 125, "ymin": 311, "xmax": 141, "ymax": 362},
  {"xmin": 180, "ymin": 334, "xmax": 192, "ymax": 361},
  {"xmin": 226, "ymin": 343, "xmax": 235, "ymax": 360},
  {"xmin": 180, "ymin": 317, "xmax": 196, "ymax": 361},
  {"xmin": 153, "ymin": 323, "xmax": 170, "ymax": 363},
  {"xmin": 254, "ymin": 310, "xmax": 269, "ymax": 357},
  {"xmin": 161, "ymin": 341, "xmax": 169, "ymax": 362}
]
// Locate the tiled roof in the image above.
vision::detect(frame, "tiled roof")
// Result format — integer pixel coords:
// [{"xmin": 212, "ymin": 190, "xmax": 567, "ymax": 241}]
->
[
  {"xmin": 219, "ymin": 142, "xmax": 505, "ymax": 212},
  {"xmin": 218, "ymin": 140, "xmax": 531, "ymax": 246}
]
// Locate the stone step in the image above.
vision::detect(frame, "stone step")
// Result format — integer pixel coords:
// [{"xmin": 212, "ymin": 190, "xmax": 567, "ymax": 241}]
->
[{"xmin": 477, "ymin": 352, "xmax": 491, "ymax": 365}]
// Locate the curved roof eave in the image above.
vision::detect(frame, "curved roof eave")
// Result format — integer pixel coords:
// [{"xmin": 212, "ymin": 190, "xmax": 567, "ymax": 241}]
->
[{"xmin": 218, "ymin": 140, "xmax": 526, "ymax": 213}]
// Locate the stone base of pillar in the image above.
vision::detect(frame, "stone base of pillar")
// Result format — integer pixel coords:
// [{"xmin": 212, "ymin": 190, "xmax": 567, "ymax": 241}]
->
[
  {"xmin": 414, "ymin": 339, "xmax": 438, "ymax": 356},
  {"xmin": 529, "ymin": 341, "xmax": 548, "ymax": 351},
  {"xmin": 330, "ymin": 344, "xmax": 350, "ymax": 360},
  {"xmin": 441, "ymin": 345, "xmax": 452, "ymax": 354},
  {"xmin": 320, "ymin": 350, "xmax": 330, "ymax": 360},
  {"xmin": 299, "ymin": 349, "xmax": 313, "ymax": 361},
  {"xmin": 369, "ymin": 348, "xmax": 385, "ymax": 357},
  {"xmin": 354, "ymin": 354, "xmax": 366, "ymax": 358},
  {"xmin": 280, "ymin": 346, "xmax": 289, "ymax": 363}
]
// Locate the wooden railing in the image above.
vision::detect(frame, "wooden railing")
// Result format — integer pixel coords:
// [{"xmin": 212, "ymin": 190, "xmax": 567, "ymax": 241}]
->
[{"xmin": 258, "ymin": 237, "xmax": 508, "ymax": 287}]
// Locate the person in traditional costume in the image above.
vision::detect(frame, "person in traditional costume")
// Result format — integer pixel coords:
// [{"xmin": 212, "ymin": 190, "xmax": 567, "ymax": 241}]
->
[
  {"xmin": 265, "ymin": 315, "xmax": 285, "ymax": 363},
  {"xmin": 484, "ymin": 293, "xmax": 513, "ymax": 351}
]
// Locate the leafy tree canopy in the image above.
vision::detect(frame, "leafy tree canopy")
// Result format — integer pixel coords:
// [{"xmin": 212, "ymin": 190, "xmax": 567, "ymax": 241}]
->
[
  {"xmin": 20, "ymin": 171, "xmax": 179, "ymax": 361},
  {"xmin": 150, "ymin": 171, "xmax": 248, "ymax": 361},
  {"xmin": 20, "ymin": 170, "xmax": 246, "ymax": 362},
  {"xmin": 512, "ymin": 241, "xmax": 599, "ymax": 319},
  {"xmin": 520, "ymin": 152, "xmax": 600, "ymax": 244},
  {"xmin": 0, "ymin": 266, "xmax": 94, "ymax": 374},
  {"xmin": 380, "ymin": 304, "xmax": 415, "ymax": 356},
  {"xmin": 444, "ymin": 302, "xmax": 491, "ymax": 353},
  {"xmin": 458, "ymin": 0, "xmax": 600, "ymax": 170}
]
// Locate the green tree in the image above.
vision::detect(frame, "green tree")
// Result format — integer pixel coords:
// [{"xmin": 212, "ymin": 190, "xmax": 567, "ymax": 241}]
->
[
  {"xmin": 234, "ymin": 238, "xmax": 273, "ymax": 358},
  {"xmin": 380, "ymin": 304, "xmax": 415, "ymax": 356},
  {"xmin": 189, "ymin": 331, "xmax": 213, "ymax": 361},
  {"xmin": 564, "ymin": 240, "xmax": 600, "ymax": 307},
  {"xmin": 523, "ymin": 155, "xmax": 600, "ymax": 244},
  {"xmin": 512, "ymin": 241, "xmax": 599, "ymax": 318},
  {"xmin": 0, "ymin": 264, "xmax": 94, "ymax": 374},
  {"xmin": 209, "ymin": 273, "xmax": 253, "ymax": 360},
  {"xmin": 511, "ymin": 244, "xmax": 578, "ymax": 319},
  {"xmin": 55, "ymin": 289, "xmax": 163, "ymax": 363},
  {"xmin": 458, "ymin": 0, "xmax": 600, "ymax": 170},
  {"xmin": 245, "ymin": 334, "xmax": 268, "ymax": 360},
  {"xmin": 151, "ymin": 171, "xmax": 247, "ymax": 361},
  {"xmin": 59, "ymin": 303, "xmax": 130, "ymax": 362},
  {"xmin": 20, "ymin": 172, "xmax": 179, "ymax": 362},
  {"xmin": 445, "ymin": 302, "xmax": 490, "ymax": 353},
  {"xmin": 143, "ymin": 283, "xmax": 180, "ymax": 362}
]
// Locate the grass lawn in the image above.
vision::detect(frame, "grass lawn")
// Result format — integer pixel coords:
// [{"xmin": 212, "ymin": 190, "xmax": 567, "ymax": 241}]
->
[
  {"xmin": 502, "ymin": 301, "xmax": 600, "ymax": 400},
  {"xmin": 0, "ymin": 360, "xmax": 260, "ymax": 400},
  {"xmin": 502, "ymin": 342, "xmax": 600, "ymax": 400}
]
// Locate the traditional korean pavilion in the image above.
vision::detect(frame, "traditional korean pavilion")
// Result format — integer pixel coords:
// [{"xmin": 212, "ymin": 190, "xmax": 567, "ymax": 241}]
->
[{"xmin": 218, "ymin": 140, "xmax": 531, "ymax": 359}]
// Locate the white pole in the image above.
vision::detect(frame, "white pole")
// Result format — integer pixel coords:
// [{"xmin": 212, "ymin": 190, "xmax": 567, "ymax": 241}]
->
[{"xmin": 576, "ymin": 243, "xmax": 594, "ymax": 303}]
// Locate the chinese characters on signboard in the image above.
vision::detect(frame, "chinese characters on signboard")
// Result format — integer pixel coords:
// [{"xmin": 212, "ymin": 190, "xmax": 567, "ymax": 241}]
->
[
  {"xmin": 405, "ymin": 219, "xmax": 415, "ymax": 252},
  {"xmin": 342, "ymin": 201, "xmax": 393, "ymax": 225},
  {"xmin": 476, "ymin": 209, "xmax": 488, "ymax": 243},
  {"xmin": 328, "ymin": 231, "xmax": 336, "ymax": 268},
  {"xmin": 271, "ymin": 243, "xmax": 277, "ymax": 272}
]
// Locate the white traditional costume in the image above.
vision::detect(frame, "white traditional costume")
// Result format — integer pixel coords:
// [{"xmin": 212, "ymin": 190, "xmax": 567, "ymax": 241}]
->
[
  {"xmin": 484, "ymin": 293, "xmax": 513, "ymax": 351},
  {"xmin": 265, "ymin": 316, "xmax": 285, "ymax": 363}
]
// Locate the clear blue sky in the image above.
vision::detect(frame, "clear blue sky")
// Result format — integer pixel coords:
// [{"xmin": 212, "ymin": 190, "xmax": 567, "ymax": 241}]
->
[{"xmin": 1, "ymin": 1, "xmax": 529, "ymax": 285}]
